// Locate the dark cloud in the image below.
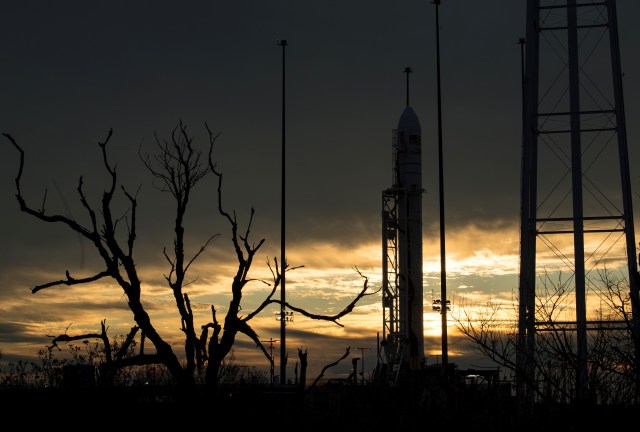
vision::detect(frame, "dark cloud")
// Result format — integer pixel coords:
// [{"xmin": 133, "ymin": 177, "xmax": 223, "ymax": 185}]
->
[
  {"xmin": 3, "ymin": 1, "xmax": 639, "ymax": 249},
  {"xmin": 0, "ymin": 322, "xmax": 45, "ymax": 344}
]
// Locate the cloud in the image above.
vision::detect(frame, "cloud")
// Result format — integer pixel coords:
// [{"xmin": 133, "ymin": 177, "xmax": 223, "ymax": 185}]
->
[{"xmin": 0, "ymin": 322, "xmax": 45, "ymax": 345}]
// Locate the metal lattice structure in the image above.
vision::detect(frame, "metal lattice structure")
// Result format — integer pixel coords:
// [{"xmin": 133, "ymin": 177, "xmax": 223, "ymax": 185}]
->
[
  {"xmin": 382, "ymin": 182, "xmax": 403, "ymax": 383},
  {"xmin": 519, "ymin": 0, "xmax": 640, "ymax": 410}
]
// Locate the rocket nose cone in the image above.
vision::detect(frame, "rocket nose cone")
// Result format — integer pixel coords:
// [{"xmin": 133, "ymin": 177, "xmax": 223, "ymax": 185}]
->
[{"xmin": 398, "ymin": 106, "xmax": 421, "ymax": 135}]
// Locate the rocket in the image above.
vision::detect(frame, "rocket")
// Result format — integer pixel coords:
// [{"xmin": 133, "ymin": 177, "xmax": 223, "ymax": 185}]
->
[
  {"xmin": 380, "ymin": 69, "xmax": 425, "ymax": 377},
  {"xmin": 395, "ymin": 104, "xmax": 424, "ymax": 367}
]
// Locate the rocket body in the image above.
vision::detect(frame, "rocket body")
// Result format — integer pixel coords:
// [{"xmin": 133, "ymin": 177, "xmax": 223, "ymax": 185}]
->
[{"xmin": 396, "ymin": 106, "xmax": 424, "ymax": 364}]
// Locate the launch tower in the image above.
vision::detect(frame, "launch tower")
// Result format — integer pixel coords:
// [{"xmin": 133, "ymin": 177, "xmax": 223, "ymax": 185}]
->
[{"xmin": 381, "ymin": 68, "xmax": 425, "ymax": 383}]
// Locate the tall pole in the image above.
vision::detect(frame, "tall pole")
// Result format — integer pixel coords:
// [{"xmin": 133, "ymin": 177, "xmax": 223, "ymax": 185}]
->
[
  {"xmin": 278, "ymin": 39, "xmax": 287, "ymax": 385},
  {"xmin": 517, "ymin": 35, "xmax": 529, "ymax": 411},
  {"xmin": 261, "ymin": 338, "xmax": 280, "ymax": 385},
  {"xmin": 566, "ymin": 0, "xmax": 588, "ymax": 400},
  {"xmin": 520, "ymin": 0, "xmax": 539, "ymax": 413},
  {"xmin": 433, "ymin": 0, "xmax": 448, "ymax": 368}
]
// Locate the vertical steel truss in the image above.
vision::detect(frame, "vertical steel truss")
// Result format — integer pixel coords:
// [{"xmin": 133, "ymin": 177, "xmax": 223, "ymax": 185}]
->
[
  {"xmin": 382, "ymin": 129, "xmax": 406, "ymax": 384},
  {"xmin": 519, "ymin": 0, "xmax": 639, "ymax": 411}
]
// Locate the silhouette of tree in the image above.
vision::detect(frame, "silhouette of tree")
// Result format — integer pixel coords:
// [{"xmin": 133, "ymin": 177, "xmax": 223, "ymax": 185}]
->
[
  {"xmin": 453, "ymin": 267, "xmax": 639, "ymax": 405},
  {"xmin": 45, "ymin": 319, "xmax": 138, "ymax": 386},
  {"xmin": 3, "ymin": 121, "xmax": 376, "ymax": 388},
  {"xmin": 309, "ymin": 347, "xmax": 351, "ymax": 388}
]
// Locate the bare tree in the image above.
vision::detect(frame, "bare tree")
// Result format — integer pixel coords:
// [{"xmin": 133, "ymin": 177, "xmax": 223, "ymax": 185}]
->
[
  {"xmin": 201, "ymin": 123, "xmax": 375, "ymax": 385},
  {"xmin": 3, "ymin": 121, "xmax": 375, "ymax": 389},
  {"xmin": 46, "ymin": 319, "xmax": 139, "ymax": 386},
  {"xmin": 453, "ymin": 267, "xmax": 639, "ymax": 406}
]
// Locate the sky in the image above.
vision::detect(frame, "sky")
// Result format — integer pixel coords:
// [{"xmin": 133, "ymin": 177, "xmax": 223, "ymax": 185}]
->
[{"xmin": 1, "ymin": 1, "xmax": 640, "ymax": 381}]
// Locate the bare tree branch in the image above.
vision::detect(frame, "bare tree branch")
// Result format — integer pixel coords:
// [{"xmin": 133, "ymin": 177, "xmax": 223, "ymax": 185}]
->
[
  {"xmin": 310, "ymin": 347, "xmax": 351, "ymax": 388},
  {"xmin": 33, "ymin": 270, "xmax": 111, "ymax": 294}
]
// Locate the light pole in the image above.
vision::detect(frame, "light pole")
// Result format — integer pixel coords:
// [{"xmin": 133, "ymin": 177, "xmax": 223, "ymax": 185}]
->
[
  {"xmin": 433, "ymin": 0, "xmax": 448, "ymax": 370},
  {"xmin": 277, "ymin": 39, "xmax": 288, "ymax": 386}
]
